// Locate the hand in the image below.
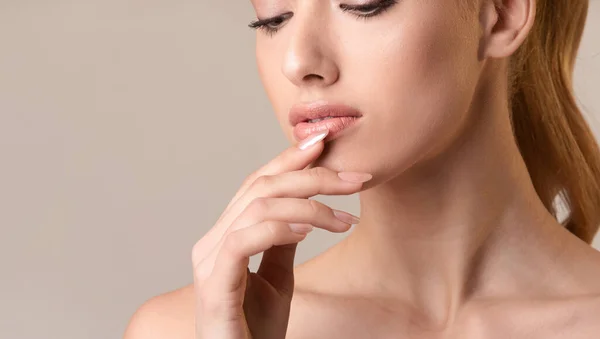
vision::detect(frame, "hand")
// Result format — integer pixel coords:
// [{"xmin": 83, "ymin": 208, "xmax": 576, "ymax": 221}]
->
[{"xmin": 192, "ymin": 130, "xmax": 373, "ymax": 339}]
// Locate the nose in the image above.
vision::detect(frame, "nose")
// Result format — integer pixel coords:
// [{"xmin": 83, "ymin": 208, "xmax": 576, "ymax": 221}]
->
[{"xmin": 281, "ymin": 16, "xmax": 339, "ymax": 88}]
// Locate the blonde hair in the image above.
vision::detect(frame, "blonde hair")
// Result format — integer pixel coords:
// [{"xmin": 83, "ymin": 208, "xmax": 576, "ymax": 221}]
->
[
  {"xmin": 507, "ymin": 0, "xmax": 600, "ymax": 244},
  {"xmin": 459, "ymin": 0, "xmax": 600, "ymax": 243}
]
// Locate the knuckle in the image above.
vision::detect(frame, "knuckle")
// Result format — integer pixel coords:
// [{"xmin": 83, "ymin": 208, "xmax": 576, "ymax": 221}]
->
[
  {"xmin": 247, "ymin": 197, "xmax": 270, "ymax": 214},
  {"xmin": 222, "ymin": 231, "xmax": 243, "ymax": 255},
  {"xmin": 243, "ymin": 172, "xmax": 259, "ymax": 186},
  {"xmin": 308, "ymin": 166, "xmax": 329, "ymax": 180},
  {"xmin": 307, "ymin": 198, "xmax": 324, "ymax": 215},
  {"xmin": 265, "ymin": 220, "xmax": 284, "ymax": 238},
  {"xmin": 252, "ymin": 174, "xmax": 273, "ymax": 188}
]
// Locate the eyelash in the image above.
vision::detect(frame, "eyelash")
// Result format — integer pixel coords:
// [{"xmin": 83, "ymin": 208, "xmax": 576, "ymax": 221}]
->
[{"xmin": 248, "ymin": 0, "xmax": 398, "ymax": 37}]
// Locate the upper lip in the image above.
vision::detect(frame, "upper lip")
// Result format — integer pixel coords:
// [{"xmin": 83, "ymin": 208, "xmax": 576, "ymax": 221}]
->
[{"xmin": 289, "ymin": 101, "xmax": 363, "ymax": 126}]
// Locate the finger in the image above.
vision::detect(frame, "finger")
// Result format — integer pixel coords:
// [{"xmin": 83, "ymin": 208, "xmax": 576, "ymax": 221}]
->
[
  {"xmin": 193, "ymin": 167, "xmax": 369, "ymax": 263},
  {"xmin": 207, "ymin": 221, "xmax": 309, "ymax": 295},
  {"xmin": 257, "ymin": 241, "xmax": 300, "ymax": 297},
  {"xmin": 245, "ymin": 166, "xmax": 371, "ymax": 201},
  {"xmin": 195, "ymin": 198, "xmax": 357, "ymax": 280},
  {"xmin": 223, "ymin": 130, "xmax": 330, "ymax": 212},
  {"xmin": 194, "ymin": 131, "xmax": 329, "ymax": 260},
  {"xmin": 218, "ymin": 167, "xmax": 369, "ymax": 234},
  {"xmin": 232, "ymin": 197, "xmax": 357, "ymax": 233}
]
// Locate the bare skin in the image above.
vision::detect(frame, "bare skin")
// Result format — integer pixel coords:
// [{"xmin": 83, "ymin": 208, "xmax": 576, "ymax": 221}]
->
[{"xmin": 124, "ymin": 0, "xmax": 600, "ymax": 338}]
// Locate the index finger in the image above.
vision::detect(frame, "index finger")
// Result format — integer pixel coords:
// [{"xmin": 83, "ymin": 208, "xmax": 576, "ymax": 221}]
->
[{"xmin": 224, "ymin": 129, "xmax": 330, "ymax": 211}]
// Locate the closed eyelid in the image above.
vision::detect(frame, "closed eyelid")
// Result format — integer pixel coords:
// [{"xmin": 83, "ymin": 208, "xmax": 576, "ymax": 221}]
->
[
  {"xmin": 249, "ymin": 12, "xmax": 293, "ymax": 28},
  {"xmin": 251, "ymin": 0, "xmax": 372, "ymax": 19},
  {"xmin": 252, "ymin": 0, "xmax": 393, "ymax": 18},
  {"xmin": 249, "ymin": 0, "xmax": 398, "ymax": 34}
]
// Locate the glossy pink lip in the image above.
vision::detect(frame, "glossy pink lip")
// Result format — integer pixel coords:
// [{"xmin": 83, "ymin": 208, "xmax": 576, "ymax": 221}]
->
[{"xmin": 289, "ymin": 102, "xmax": 363, "ymax": 142}]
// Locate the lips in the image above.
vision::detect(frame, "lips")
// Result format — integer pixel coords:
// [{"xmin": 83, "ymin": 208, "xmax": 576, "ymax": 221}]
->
[{"xmin": 289, "ymin": 102, "xmax": 363, "ymax": 142}]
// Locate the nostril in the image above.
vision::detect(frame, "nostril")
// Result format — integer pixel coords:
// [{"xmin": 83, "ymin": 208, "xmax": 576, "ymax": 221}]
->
[{"xmin": 303, "ymin": 74, "xmax": 324, "ymax": 82}]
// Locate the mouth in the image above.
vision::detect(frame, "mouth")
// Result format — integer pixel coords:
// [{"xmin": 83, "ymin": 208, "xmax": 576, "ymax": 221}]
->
[
  {"xmin": 306, "ymin": 116, "xmax": 337, "ymax": 123},
  {"xmin": 293, "ymin": 116, "xmax": 361, "ymax": 142},
  {"xmin": 289, "ymin": 102, "xmax": 363, "ymax": 142}
]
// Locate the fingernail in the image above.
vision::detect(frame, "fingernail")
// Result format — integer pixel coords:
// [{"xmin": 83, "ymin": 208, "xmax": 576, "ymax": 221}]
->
[
  {"xmin": 333, "ymin": 210, "xmax": 360, "ymax": 225},
  {"xmin": 289, "ymin": 223, "xmax": 314, "ymax": 234},
  {"xmin": 338, "ymin": 172, "xmax": 373, "ymax": 183},
  {"xmin": 298, "ymin": 130, "xmax": 329, "ymax": 150}
]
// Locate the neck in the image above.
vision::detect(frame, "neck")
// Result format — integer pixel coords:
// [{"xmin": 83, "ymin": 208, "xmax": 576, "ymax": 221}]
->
[{"xmin": 325, "ymin": 71, "xmax": 572, "ymax": 328}]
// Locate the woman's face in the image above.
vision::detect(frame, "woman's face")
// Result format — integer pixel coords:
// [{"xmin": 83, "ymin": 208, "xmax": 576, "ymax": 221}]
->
[{"xmin": 250, "ymin": 0, "xmax": 484, "ymax": 179}]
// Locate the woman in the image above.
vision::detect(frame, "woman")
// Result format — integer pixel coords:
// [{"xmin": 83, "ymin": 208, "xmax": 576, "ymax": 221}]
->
[{"xmin": 125, "ymin": 0, "xmax": 600, "ymax": 338}]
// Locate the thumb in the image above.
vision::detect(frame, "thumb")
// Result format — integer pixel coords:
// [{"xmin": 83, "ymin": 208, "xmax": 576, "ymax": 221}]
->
[{"xmin": 256, "ymin": 238, "xmax": 302, "ymax": 297}]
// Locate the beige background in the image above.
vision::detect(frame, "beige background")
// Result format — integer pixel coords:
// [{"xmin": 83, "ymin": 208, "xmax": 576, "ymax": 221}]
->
[{"xmin": 0, "ymin": 2, "xmax": 599, "ymax": 338}]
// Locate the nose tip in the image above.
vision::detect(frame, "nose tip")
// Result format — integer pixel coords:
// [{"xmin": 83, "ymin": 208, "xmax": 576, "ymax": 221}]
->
[
  {"xmin": 283, "ymin": 56, "xmax": 339, "ymax": 87},
  {"xmin": 281, "ymin": 25, "xmax": 339, "ymax": 88}
]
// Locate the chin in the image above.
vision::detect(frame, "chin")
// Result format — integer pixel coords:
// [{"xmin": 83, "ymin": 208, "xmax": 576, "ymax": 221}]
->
[{"xmin": 309, "ymin": 139, "xmax": 369, "ymax": 172}]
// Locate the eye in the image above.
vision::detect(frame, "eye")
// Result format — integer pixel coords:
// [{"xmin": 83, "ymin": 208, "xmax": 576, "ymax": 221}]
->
[
  {"xmin": 340, "ymin": 0, "xmax": 398, "ymax": 18},
  {"xmin": 248, "ymin": 12, "xmax": 293, "ymax": 36},
  {"xmin": 247, "ymin": 0, "xmax": 398, "ymax": 37}
]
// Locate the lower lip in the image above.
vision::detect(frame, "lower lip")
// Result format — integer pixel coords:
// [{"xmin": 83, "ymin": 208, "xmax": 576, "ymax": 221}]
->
[{"xmin": 293, "ymin": 116, "xmax": 361, "ymax": 142}]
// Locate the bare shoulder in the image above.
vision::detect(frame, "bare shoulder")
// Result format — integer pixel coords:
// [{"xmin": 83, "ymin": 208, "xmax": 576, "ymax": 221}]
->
[
  {"xmin": 123, "ymin": 284, "xmax": 195, "ymax": 339},
  {"xmin": 536, "ymin": 293, "xmax": 600, "ymax": 338},
  {"xmin": 572, "ymin": 243, "xmax": 600, "ymax": 292},
  {"xmin": 474, "ymin": 293, "xmax": 600, "ymax": 338}
]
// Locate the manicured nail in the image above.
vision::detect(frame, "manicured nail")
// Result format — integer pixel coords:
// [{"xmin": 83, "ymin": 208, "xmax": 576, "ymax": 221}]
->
[
  {"xmin": 338, "ymin": 172, "xmax": 373, "ymax": 183},
  {"xmin": 298, "ymin": 130, "xmax": 329, "ymax": 150},
  {"xmin": 333, "ymin": 210, "xmax": 360, "ymax": 225},
  {"xmin": 289, "ymin": 223, "xmax": 314, "ymax": 234}
]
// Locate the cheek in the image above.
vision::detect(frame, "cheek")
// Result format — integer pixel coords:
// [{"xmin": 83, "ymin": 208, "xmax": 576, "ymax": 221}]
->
[
  {"xmin": 351, "ymin": 10, "xmax": 477, "ymax": 105},
  {"xmin": 344, "ymin": 8, "xmax": 480, "ymax": 155}
]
